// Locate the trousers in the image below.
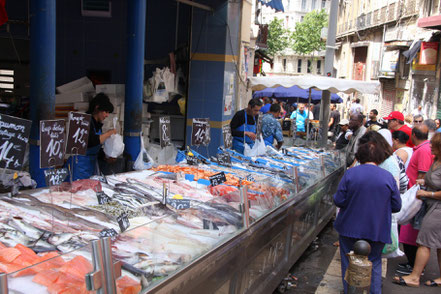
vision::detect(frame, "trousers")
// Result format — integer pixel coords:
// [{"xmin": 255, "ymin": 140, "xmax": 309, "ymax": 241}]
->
[{"xmin": 339, "ymin": 235, "xmax": 384, "ymax": 294}]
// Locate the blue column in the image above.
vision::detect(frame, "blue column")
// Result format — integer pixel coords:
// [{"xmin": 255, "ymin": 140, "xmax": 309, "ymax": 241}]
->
[
  {"xmin": 124, "ymin": 0, "xmax": 146, "ymax": 165},
  {"xmin": 29, "ymin": 0, "xmax": 56, "ymax": 187}
]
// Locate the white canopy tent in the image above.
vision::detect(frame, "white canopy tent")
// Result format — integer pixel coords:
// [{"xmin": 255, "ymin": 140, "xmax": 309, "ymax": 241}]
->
[{"xmin": 248, "ymin": 75, "xmax": 381, "ymax": 95}]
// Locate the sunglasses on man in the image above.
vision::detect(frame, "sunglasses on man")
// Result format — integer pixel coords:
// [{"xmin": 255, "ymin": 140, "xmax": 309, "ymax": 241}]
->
[{"xmin": 414, "ymin": 119, "xmax": 423, "ymax": 123}]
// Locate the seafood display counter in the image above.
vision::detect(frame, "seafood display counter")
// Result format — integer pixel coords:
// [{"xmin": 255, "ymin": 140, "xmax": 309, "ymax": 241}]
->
[{"xmin": 0, "ymin": 146, "xmax": 344, "ymax": 294}]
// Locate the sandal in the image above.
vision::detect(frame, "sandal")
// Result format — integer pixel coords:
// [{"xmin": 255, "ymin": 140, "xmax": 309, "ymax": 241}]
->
[
  {"xmin": 392, "ymin": 276, "xmax": 419, "ymax": 287},
  {"xmin": 425, "ymin": 280, "xmax": 441, "ymax": 287}
]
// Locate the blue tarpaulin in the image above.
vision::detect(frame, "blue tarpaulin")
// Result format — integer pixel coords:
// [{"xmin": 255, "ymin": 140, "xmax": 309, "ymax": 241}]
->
[
  {"xmin": 258, "ymin": 0, "xmax": 284, "ymax": 12},
  {"xmin": 253, "ymin": 85, "xmax": 343, "ymax": 104}
]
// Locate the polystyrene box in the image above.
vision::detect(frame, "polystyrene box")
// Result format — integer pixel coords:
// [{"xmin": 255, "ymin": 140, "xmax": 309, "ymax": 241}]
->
[
  {"xmin": 96, "ymin": 84, "xmax": 125, "ymax": 96},
  {"xmin": 56, "ymin": 77, "xmax": 94, "ymax": 94}
]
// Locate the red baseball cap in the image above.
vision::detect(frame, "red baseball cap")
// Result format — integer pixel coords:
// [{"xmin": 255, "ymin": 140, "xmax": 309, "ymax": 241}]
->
[{"xmin": 383, "ymin": 111, "xmax": 404, "ymax": 121}]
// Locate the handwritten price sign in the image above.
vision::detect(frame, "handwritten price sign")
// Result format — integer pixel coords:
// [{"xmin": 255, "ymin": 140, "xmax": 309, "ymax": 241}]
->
[
  {"xmin": 0, "ymin": 114, "xmax": 31, "ymax": 170},
  {"xmin": 40, "ymin": 120, "xmax": 66, "ymax": 168},
  {"xmin": 191, "ymin": 118, "xmax": 210, "ymax": 146},
  {"xmin": 66, "ymin": 112, "xmax": 91, "ymax": 155},
  {"xmin": 222, "ymin": 124, "xmax": 233, "ymax": 149},
  {"xmin": 159, "ymin": 116, "xmax": 171, "ymax": 148}
]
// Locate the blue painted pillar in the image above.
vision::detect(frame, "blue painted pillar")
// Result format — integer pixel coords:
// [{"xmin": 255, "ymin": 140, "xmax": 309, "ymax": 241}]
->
[
  {"xmin": 124, "ymin": 0, "xmax": 146, "ymax": 165},
  {"xmin": 29, "ymin": 0, "xmax": 56, "ymax": 187}
]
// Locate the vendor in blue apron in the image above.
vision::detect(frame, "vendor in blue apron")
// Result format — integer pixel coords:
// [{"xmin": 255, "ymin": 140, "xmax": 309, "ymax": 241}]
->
[
  {"xmin": 261, "ymin": 103, "xmax": 284, "ymax": 150},
  {"xmin": 67, "ymin": 93, "xmax": 117, "ymax": 180},
  {"xmin": 230, "ymin": 98, "xmax": 263, "ymax": 154}
]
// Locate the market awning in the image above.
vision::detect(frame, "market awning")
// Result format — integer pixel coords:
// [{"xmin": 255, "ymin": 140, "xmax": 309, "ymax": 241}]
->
[
  {"xmin": 417, "ymin": 15, "xmax": 441, "ymax": 30},
  {"xmin": 253, "ymin": 85, "xmax": 343, "ymax": 104},
  {"xmin": 258, "ymin": 0, "xmax": 284, "ymax": 12},
  {"xmin": 248, "ymin": 75, "xmax": 381, "ymax": 95}
]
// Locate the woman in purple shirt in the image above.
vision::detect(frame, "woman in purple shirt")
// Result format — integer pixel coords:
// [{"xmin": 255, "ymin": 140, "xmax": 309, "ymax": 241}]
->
[{"xmin": 334, "ymin": 138, "xmax": 402, "ymax": 294}]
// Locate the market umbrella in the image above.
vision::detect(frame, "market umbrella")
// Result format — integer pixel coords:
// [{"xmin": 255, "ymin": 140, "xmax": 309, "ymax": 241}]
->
[{"xmin": 253, "ymin": 85, "xmax": 343, "ymax": 103}]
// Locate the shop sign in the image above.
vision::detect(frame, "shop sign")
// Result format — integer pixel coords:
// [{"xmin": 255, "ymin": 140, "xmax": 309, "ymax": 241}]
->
[
  {"xmin": 0, "ymin": 114, "xmax": 31, "ymax": 170},
  {"xmin": 66, "ymin": 112, "xmax": 91, "ymax": 155},
  {"xmin": 209, "ymin": 172, "xmax": 227, "ymax": 187},
  {"xmin": 44, "ymin": 168, "xmax": 68, "ymax": 187},
  {"xmin": 191, "ymin": 118, "xmax": 210, "ymax": 146},
  {"xmin": 380, "ymin": 50, "xmax": 399, "ymax": 75},
  {"xmin": 419, "ymin": 42, "xmax": 438, "ymax": 65},
  {"xmin": 159, "ymin": 116, "xmax": 171, "ymax": 148},
  {"xmin": 40, "ymin": 119, "xmax": 66, "ymax": 168},
  {"xmin": 222, "ymin": 124, "xmax": 233, "ymax": 149}
]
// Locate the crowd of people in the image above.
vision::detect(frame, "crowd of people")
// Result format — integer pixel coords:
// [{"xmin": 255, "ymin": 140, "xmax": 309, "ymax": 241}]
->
[{"xmin": 335, "ymin": 107, "xmax": 441, "ymax": 293}]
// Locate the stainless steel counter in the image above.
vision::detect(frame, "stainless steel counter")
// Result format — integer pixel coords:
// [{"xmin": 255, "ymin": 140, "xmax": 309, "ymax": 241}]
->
[{"xmin": 145, "ymin": 166, "xmax": 344, "ymax": 294}]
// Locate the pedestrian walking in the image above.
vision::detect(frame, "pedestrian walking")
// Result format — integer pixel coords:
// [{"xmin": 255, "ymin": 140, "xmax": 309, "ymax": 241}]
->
[{"xmin": 392, "ymin": 131, "xmax": 413, "ymax": 171}]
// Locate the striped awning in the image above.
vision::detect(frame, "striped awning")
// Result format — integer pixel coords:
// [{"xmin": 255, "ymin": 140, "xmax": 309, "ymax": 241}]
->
[{"xmin": 258, "ymin": 0, "xmax": 284, "ymax": 12}]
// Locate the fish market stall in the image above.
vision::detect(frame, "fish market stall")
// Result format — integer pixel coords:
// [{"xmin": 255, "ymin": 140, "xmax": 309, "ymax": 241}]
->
[{"xmin": 0, "ymin": 145, "xmax": 344, "ymax": 293}]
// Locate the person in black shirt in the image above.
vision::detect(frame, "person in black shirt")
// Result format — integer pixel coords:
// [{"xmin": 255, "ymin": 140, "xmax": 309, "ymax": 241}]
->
[
  {"xmin": 66, "ymin": 93, "xmax": 117, "ymax": 180},
  {"xmin": 335, "ymin": 119, "xmax": 352, "ymax": 150},
  {"xmin": 365, "ymin": 109, "xmax": 382, "ymax": 128},
  {"xmin": 230, "ymin": 98, "xmax": 263, "ymax": 154},
  {"xmin": 328, "ymin": 104, "xmax": 340, "ymax": 140}
]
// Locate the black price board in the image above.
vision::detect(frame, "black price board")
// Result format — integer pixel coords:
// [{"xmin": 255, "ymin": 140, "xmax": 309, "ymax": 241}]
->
[
  {"xmin": 191, "ymin": 118, "xmax": 210, "ymax": 146},
  {"xmin": 216, "ymin": 153, "xmax": 231, "ymax": 167},
  {"xmin": 246, "ymin": 174, "xmax": 255, "ymax": 182},
  {"xmin": 96, "ymin": 191, "xmax": 111, "ymax": 205},
  {"xmin": 40, "ymin": 119, "xmax": 66, "ymax": 168},
  {"xmin": 66, "ymin": 112, "xmax": 91, "ymax": 155},
  {"xmin": 99, "ymin": 228, "xmax": 118, "ymax": 238},
  {"xmin": 117, "ymin": 212, "xmax": 130, "ymax": 233},
  {"xmin": 166, "ymin": 198, "xmax": 191, "ymax": 210},
  {"xmin": 209, "ymin": 172, "xmax": 227, "ymax": 187},
  {"xmin": 44, "ymin": 168, "xmax": 68, "ymax": 187},
  {"xmin": 159, "ymin": 116, "xmax": 171, "ymax": 148},
  {"xmin": 0, "ymin": 114, "xmax": 31, "ymax": 170},
  {"xmin": 222, "ymin": 124, "xmax": 233, "ymax": 149},
  {"xmin": 186, "ymin": 155, "xmax": 199, "ymax": 166},
  {"xmin": 256, "ymin": 113, "xmax": 263, "ymax": 138}
]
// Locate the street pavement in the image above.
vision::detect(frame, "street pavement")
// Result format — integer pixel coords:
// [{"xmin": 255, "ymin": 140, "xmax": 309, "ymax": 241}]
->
[{"xmin": 277, "ymin": 220, "xmax": 441, "ymax": 294}]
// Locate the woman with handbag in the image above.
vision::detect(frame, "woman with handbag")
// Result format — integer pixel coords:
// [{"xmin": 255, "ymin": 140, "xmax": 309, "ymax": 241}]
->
[{"xmin": 393, "ymin": 132, "xmax": 441, "ymax": 287}]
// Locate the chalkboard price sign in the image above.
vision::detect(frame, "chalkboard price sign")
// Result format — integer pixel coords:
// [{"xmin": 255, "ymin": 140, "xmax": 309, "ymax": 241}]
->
[
  {"xmin": 66, "ymin": 112, "xmax": 91, "ymax": 155},
  {"xmin": 159, "ymin": 116, "xmax": 171, "ymax": 148},
  {"xmin": 96, "ymin": 191, "xmax": 112, "ymax": 205},
  {"xmin": 222, "ymin": 124, "xmax": 233, "ymax": 149},
  {"xmin": 117, "ymin": 212, "xmax": 130, "ymax": 233},
  {"xmin": 186, "ymin": 155, "xmax": 199, "ymax": 166},
  {"xmin": 166, "ymin": 199, "xmax": 191, "ymax": 210},
  {"xmin": 191, "ymin": 118, "xmax": 210, "ymax": 146},
  {"xmin": 256, "ymin": 113, "xmax": 263, "ymax": 138},
  {"xmin": 216, "ymin": 153, "xmax": 231, "ymax": 167},
  {"xmin": 209, "ymin": 172, "xmax": 227, "ymax": 187},
  {"xmin": 246, "ymin": 174, "xmax": 255, "ymax": 182},
  {"xmin": 99, "ymin": 228, "xmax": 118, "ymax": 238},
  {"xmin": 40, "ymin": 120, "xmax": 66, "ymax": 168},
  {"xmin": 0, "ymin": 114, "xmax": 32, "ymax": 170},
  {"xmin": 44, "ymin": 168, "xmax": 69, "ymax": 187}
]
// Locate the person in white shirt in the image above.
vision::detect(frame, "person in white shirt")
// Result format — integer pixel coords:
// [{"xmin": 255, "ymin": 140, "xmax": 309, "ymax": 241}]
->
[
  {"xmin": 411, "ymin": 105, "xmax": 424, "ymax": 118},
  {"xmin": 349, "ymin": 98, "xmax": 363, "ymax": 115}
]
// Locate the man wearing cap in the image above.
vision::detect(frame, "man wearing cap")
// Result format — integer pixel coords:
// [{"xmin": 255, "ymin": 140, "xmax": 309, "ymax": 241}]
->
[
  {"xmin": 384, "ymin": 111, "xmax": 414, "ymax": 147},
  {"xmin": 335, "ymin": 119, "xmax": 352, "ymax": 150}
]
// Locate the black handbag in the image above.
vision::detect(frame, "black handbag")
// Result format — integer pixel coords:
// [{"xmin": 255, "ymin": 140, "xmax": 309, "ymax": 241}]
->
[{"xmin": 412, "ymin": 200, "xmax": 428, "ymax": 230}]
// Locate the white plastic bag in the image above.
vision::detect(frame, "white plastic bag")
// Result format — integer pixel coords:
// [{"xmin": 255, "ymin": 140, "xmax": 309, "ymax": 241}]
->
[
  {"xmin": 382, "ymin": 215, "xmax": 404, "ymax": 258},
  {"xmin": 133, "ymin": 133, "xmax": 154, "ymax": 170},
  {"xmin": 244, "ymin": 135, "xmax": 266, "ymax": 157},
  {"xmin": 395, "ymin": 184, "xmax": 422, "ymax": 225},
  {"xmin": 103, "ymin": 118, "xmax": 125, "ymax": 158}
]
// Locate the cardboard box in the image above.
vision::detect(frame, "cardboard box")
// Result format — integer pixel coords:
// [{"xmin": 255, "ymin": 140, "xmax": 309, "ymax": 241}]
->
[
  {"xmin": 96, "ymin": 84, "xmax": 125, "ymax": 96},
  {"xmin": 55, "ymin": 92, "xmax": 92, "ymax": 104},
  {"xmin": 56, "ymin": 77, "xmax": 94, "ymax": 94}
]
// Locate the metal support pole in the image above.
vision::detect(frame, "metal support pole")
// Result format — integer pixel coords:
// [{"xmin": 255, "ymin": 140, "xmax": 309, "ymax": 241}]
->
[
  {"xmin": 86, "ymin": 239, "xmax": 107, "ymax": 293},
  {"xmin": 346, "ymin": 240, "xmax": 372, "ymax": 293},
  {"xmin": 239, "ymin": 186, "xmax": 250, "ymax": 228},
  {"xmin": 102, "ymin": 237, "xmax": 119, "ymax": 293},
  {"xmin": 306, "ymin": 89, "xmax": 312, "ymax": 146},
  {"xmin": 29, "ymin": 0, "xmax": 56, "ymax": 187},
  {"xmin": 319, "ymin": 0, "xmax": 338, "ymax": 148},
  {"xmin": 0, "ymin": 273, "xmax": 8, "ymax": 294},
  {"xmin": 124, "ymin": 0, "xmax": 146, "ymax": 168}
]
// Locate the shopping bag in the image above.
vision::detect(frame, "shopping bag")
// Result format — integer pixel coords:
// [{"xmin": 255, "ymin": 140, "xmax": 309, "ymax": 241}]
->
[
  {"xmin": 133, "ymin": 133, "xmax": 154, "ymax": 170},
  {"xmin": 103, "ymin": 118, "xmax": 124, "ymax": 158},
  {"xmin": 395, "ymin": 184, "xmax": 422, "ymax": 225},
  {"xmin": 244, "ymin": 135, "xmax": 266, "ymax": 157},
  {"xmin": 382, "ymin": 215, "xmax": 404, "ymax": 258}
]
